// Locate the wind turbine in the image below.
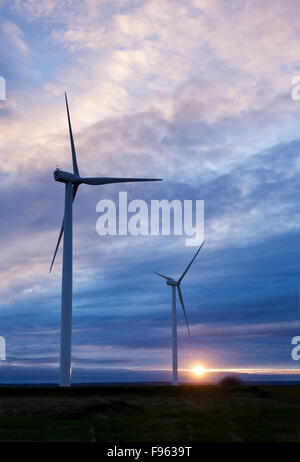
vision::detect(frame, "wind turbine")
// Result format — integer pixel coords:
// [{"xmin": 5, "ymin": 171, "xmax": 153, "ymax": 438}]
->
[
  {"xmin": 51, "ymin": 93, "xmax": 162, "ymax": 387},
  {"xmin": 154, "ymin": 241, "xmax": 204, "ymax": 386}
]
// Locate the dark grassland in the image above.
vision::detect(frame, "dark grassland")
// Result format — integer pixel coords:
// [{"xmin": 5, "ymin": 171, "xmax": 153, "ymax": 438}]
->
[{"xmin": 0, "ymin": 384, "xmax": 300, "ymax": 442}]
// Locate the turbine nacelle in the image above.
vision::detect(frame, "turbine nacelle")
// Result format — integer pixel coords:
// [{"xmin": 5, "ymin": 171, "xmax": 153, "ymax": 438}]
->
[
  {"xmin": 167, "ymin": 279, "xmax": 178, "ymax": 287},
  {"xmin": 54, "ymin": 168, "xmax": 80, "ymax": 184}
]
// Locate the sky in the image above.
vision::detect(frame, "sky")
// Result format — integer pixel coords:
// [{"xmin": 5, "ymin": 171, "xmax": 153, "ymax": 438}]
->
[{"xmin": 0, "ymin": 0, "xmax": 300, "ymax": 384}]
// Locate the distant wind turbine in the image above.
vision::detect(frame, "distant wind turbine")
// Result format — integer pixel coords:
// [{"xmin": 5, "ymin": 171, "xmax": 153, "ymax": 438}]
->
[
  {"xmin": 154, "ymin": 241, "xmax": 205, "ymax": 386},
  {"xmin": 51, "ymin": 93, "xmax": 162, "ymax": 387}
]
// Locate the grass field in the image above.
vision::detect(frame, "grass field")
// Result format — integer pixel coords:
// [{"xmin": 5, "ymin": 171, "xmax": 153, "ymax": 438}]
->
[{"xmin": 0, "ymin": 384, "xmax": 300, "ymax": 442}]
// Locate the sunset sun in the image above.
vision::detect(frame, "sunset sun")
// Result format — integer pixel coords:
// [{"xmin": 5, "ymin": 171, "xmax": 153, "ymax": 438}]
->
[{"xmin": 193, "ymin": 366, "xmax": 205, "ymax": 376}]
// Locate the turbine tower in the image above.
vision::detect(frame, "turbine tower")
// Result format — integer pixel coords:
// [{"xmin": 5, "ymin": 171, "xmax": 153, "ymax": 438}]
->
[
  {"xmin": 154, "ymin": 241, "xmax": 204, "ymax": 386},
  {"xmin": 51, "ymin": 93, "xmax": 162, "ymax": 387}
]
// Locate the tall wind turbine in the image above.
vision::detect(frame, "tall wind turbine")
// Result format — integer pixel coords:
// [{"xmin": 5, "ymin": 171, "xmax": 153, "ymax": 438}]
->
[
  {"xmin": 51, "ymin": 93, "xmax": 162, "ymax": 387},
  {"xmin": 154, "ymin": 241, "xmax": 204, "ymax": 386}
]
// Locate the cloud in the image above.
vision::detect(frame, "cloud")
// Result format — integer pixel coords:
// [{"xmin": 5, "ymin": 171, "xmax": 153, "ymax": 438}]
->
[
  {"xmin": 0, "ymin": 0, "xmax": 299, "ymax": 380},
  {"xmin": 191, "ymin": 321, "xmax": 300, "ymax": 339},
  {"xmin": 1, "ymin": 19, "xmax": 30, "ymax": 55}
]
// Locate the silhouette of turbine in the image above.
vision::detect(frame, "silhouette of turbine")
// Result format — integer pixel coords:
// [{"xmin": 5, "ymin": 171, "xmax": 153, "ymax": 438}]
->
[
  {"xmin": 51, "ymin": 93, "xmax": 162, "ymax": 387},
  {"xmin": 154, "ymin": 241, "xmax": 204, "ymax": 386}
]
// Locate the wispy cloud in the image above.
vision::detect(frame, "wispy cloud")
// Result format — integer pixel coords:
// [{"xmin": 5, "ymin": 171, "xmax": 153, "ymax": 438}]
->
[{"xmin": 1, "ymin": 19, "xmax": 30, "ymax": 55}]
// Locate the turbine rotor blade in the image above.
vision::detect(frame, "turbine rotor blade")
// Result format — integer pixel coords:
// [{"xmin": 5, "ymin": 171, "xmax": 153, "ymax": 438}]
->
[
  {"xmin": 49, "ymin": 220, "xmax": 64, "ymax": 274},
  {"xmin": 177, "ymin": 285, "xmax": 191, "ymax": 337},
  {"xmin": 49, "ymin": 184, "xmax": 79, "ymax": 273},
  {"xmin": 154, "ymin": 272, "xmax": 172, "ymax": 281},
  {"xmin": 80, "ymin": 177, "xmax": 162, "ymax": 186},
  {"xmin": 178, "ymin": 240, "xmax": 205, "ymax": 284},
  {"xmin": 72, "ymin": 183, "xmax": 79, "ymax": 200},
  {"xmin": 65, "ymin": 93, "xmax": 79, "ymax": 177}
]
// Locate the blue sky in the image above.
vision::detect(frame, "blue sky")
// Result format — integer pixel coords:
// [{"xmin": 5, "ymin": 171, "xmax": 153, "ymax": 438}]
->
[{"xmin": 0, "ymin": 0, "xmax": 300, "ymax": 383}]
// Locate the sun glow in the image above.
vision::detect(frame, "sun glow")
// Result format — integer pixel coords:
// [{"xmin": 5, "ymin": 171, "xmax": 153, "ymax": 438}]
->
[{"xmin": 193, "ymin": 365, "xmax": 205, "ymax": 376}]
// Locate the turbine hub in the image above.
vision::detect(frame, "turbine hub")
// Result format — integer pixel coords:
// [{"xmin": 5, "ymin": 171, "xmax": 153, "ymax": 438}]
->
[
  {"xmin": 167, "ymin": 279, "xmax": 178, "ymax": 286},
  {"xmin": 54, "ymin": 168, "xmax": 80, "ymax": 184}
]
